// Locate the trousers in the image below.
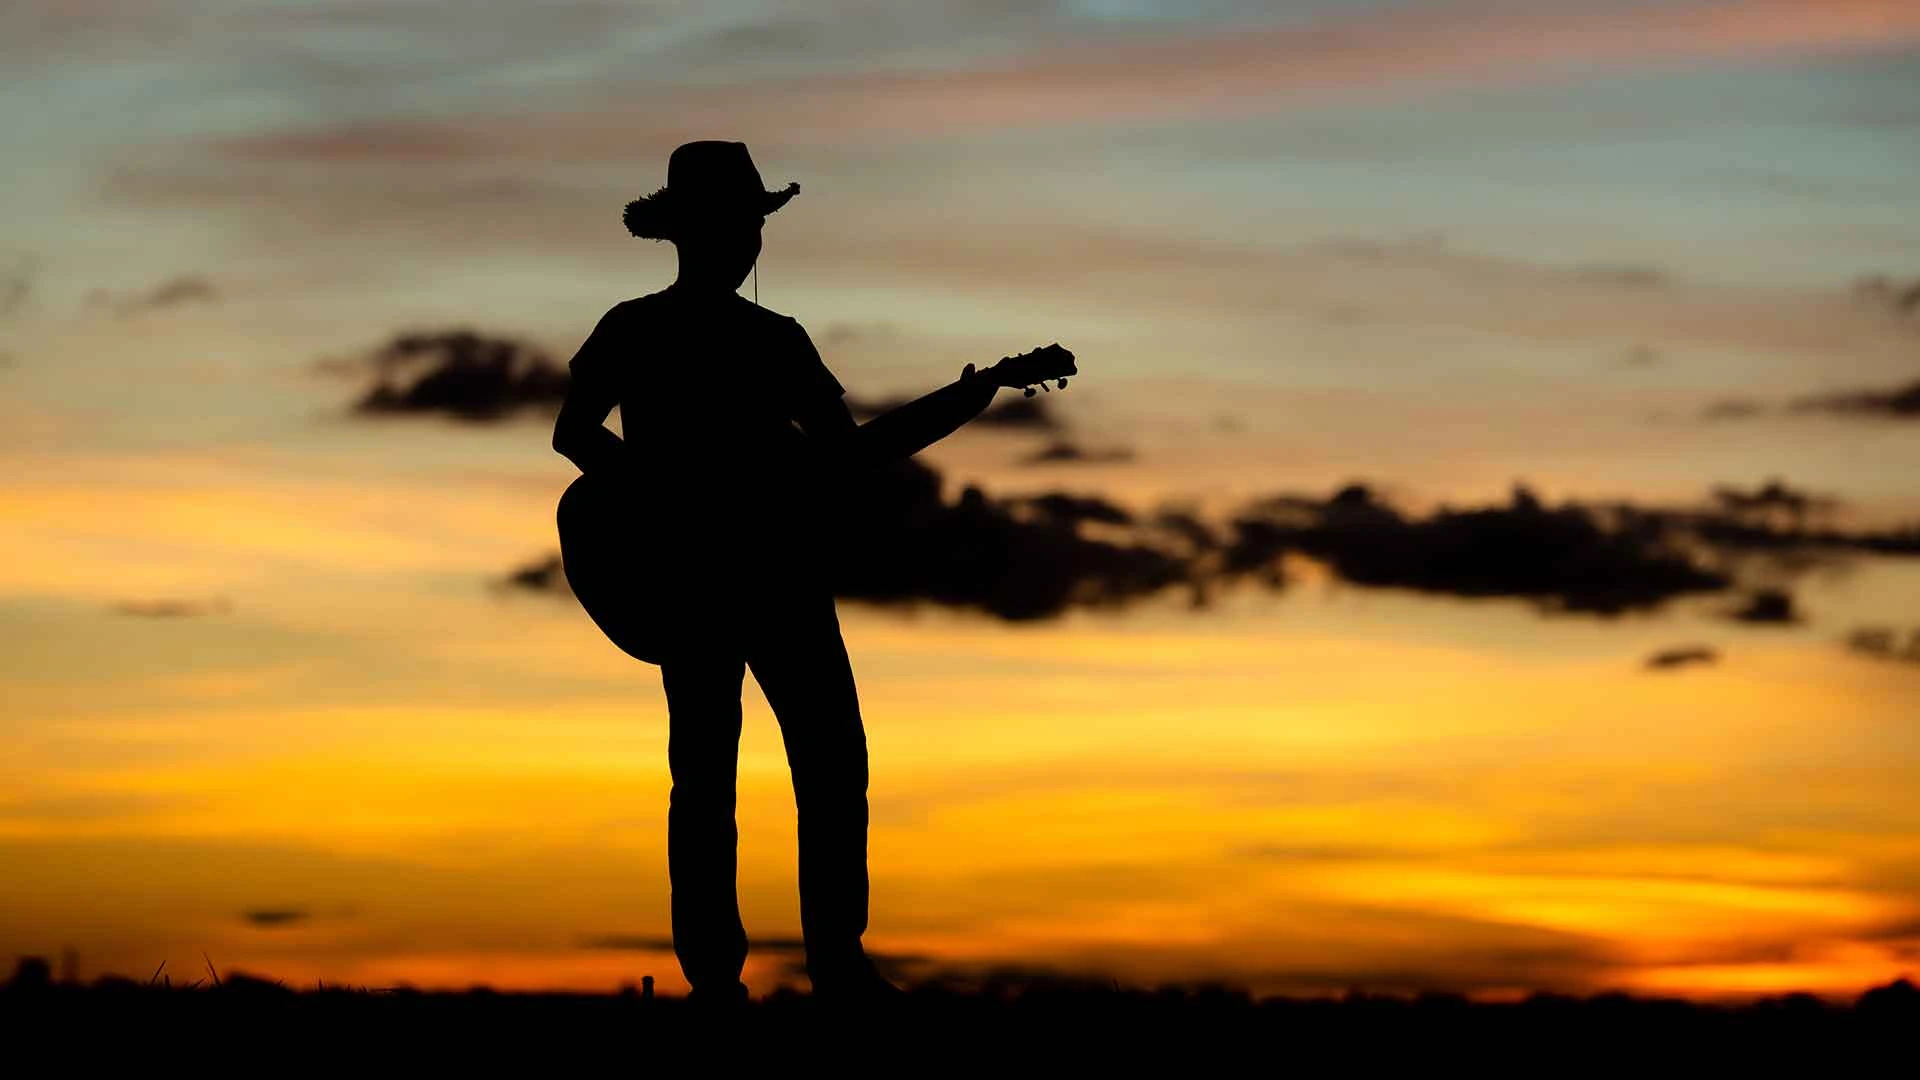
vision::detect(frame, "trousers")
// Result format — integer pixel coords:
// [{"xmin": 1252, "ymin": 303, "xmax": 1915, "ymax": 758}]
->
[{"xmin": 658, "ymin": 588, "xmax": 869, "ymax": 992}]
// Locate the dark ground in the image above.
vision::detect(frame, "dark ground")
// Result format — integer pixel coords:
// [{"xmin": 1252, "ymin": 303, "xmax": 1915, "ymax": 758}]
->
[{"xmin": 3, "ymin": 963, "xmax": 1913, "ymax": 1071}]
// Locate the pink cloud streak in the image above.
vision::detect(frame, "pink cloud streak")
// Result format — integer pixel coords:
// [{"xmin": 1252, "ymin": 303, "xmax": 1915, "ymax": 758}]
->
[{"xmin": 212, "ymin": 0, "xmax": 1920, "ymax": 163}]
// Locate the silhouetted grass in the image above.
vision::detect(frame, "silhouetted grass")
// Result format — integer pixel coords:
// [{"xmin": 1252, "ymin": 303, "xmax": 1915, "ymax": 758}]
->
[{"xmin": 3, "ymin": 965, "xmax": 1912, "ymax": 1069}]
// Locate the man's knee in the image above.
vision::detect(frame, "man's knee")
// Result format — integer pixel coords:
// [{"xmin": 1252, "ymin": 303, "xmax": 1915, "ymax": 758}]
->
[
  {"xmin": 669, "ymin": 777, "xmax": 737, "ymax": 819},
  {"xmin": 789, "ymin": 727, "xmax": 868, "ymax": 792},
  {"xmin": 791, "ymin": 760, "xmax": 869, "ymax": 823}
]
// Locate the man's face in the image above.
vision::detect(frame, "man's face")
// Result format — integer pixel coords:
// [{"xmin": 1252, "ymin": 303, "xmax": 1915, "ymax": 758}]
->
[{"xmin": 679, "ymin": 216, "xmax": 765, "ymax": 289}]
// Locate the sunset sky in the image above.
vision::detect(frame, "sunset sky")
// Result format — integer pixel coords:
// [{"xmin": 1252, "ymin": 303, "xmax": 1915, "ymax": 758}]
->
[{"xmin": 3, "ymin": 0, "xmax": 1919, "ymax": 999}]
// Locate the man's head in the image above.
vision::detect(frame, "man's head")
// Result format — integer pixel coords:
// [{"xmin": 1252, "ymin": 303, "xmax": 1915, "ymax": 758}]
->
[{"xmin": 622, "ymin": 142, "xmax": 797, "ymax": 286}]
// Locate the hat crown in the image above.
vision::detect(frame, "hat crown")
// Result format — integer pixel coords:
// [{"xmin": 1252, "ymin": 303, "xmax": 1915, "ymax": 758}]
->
[
  {"xmin": 665, "ymin": 141, "xmax": 768, "ymax": 203},
  {"xmin": 623, "ymin": 140, "xmax": 797, "ymax": 239}
]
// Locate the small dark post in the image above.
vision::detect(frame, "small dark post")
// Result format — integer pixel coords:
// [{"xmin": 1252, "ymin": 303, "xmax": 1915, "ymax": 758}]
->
[{"xmin": 641, "ymin": 974, "xmax": 654, "ymax": 1001}]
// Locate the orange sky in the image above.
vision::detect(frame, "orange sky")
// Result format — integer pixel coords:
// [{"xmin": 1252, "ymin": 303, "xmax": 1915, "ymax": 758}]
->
[{"xmin": 3, "ymin": 0, "xmax": 1918, "ymax": 998}]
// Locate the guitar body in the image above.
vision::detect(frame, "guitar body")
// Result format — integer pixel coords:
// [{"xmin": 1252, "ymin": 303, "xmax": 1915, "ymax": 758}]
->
[{"xmin": 557, "ymin": 470, "xmax": 684, "ymax": 664}]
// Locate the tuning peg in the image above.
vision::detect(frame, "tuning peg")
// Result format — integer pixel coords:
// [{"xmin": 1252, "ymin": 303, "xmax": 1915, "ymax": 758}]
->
[
  {"xmin": 1024, "ymin": 386, "xmax": 1037, "ymax": 398},
  {"xmin": 1056, "ymin": 378, "xmax": 1068, "ymax": 389}
]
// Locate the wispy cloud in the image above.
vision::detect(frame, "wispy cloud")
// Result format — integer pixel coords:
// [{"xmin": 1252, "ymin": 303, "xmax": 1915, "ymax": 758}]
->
[
  {"xmin": 200, "ymin": 1, "xmax": 1920, "ymax": 162},
  {"xmin": 1793, "ymin": 378, "xmax": 1920, "ymax": 419},
  {"xmin": 0, "ymin": 255, "xmax": 35, "ymax": 317},
  {"xmin": 87, "ymin": 275, "xmax": 218, "ymax": 316},
  {"xmin": 1019, "ymin": 439, "xmax": 1137, "ymax": 466},
  {"xmin": 241, "ymin": 908, "xmax": 310, "ymax": 928},
  {"xmin": 1847, "ymin": 626, "xmax": 1920, "ymax": 665},
  {"xmin": 1646, "ymin": 645, "xmax": 1720, "ymax": 671},
  {"xmin": 109, "ymin": 597, "xmax": 232, "ymax": 618}
]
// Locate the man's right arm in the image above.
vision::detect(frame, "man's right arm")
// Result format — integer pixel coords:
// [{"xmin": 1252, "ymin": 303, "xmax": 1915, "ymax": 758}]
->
[{"xmin": 552, "ymin": 311, "xmax": 628, "ymax": 476}]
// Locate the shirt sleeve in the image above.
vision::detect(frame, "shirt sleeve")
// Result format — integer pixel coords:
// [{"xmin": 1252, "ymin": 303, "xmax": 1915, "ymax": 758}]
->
[
  {"xmin": 567, "ymin": 305, "xmax": 624, "ymax": 397},
  {"xmin": 783, "ymin": 317, "xmax": 845, "ymax": 415}
]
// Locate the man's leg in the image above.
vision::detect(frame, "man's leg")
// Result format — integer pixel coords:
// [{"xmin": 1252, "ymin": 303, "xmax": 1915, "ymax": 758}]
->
[
  {"xmin": 661, "ymin": 656, "xmax": 750, "ymax": 997},
  {"xmin": 746, "ymin": 593, "xmax": 879, "ymax": 990}
]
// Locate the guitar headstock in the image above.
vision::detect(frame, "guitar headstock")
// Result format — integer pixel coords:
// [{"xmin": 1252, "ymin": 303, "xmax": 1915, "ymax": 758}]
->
[{"xmin": 983, "ymin": 343, "xmax": 1077, "ymax": 397}]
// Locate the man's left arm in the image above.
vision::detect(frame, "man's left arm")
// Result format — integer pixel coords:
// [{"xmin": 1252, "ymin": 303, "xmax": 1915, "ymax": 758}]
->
[{"xmin": 786, "ymin": 319, "xmax": 998, "ymax": 467}]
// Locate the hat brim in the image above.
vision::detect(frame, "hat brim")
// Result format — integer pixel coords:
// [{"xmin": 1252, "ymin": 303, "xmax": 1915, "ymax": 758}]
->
[{"xmin": 622, "ymin": 182, "xmax": 800, "ymax": 240}]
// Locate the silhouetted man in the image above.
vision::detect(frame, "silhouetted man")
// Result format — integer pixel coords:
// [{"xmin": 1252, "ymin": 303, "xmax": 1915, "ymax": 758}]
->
[{"xmin": 552, "ymin": 142, "xmax": 1067, "ymax": 1002}]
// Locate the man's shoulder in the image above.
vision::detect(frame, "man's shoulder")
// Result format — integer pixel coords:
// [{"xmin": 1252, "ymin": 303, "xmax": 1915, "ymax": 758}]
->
[
  {"xmin": 605, "ymin": 292, "xmax": 668, "ymax": 319},
  {"xmin": 597, "ymin": 292, "xmax": 807, "ymax": 342},
  {"xmin": 726, "ymin": 294, "xmax": 803, "ymax": 329},
  {"xmin": 588, "ymin": 292, "xmax": 686, "ymax": 339},
  {"xmin": 613, "ymin": 291, "xmax": 796, "ymax": 320}
]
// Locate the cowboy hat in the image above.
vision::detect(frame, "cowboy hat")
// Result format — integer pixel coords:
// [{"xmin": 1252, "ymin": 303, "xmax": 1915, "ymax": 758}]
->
[{"xmin": 622, "ymin": 140, "xmax": 799, "ymax": 241}]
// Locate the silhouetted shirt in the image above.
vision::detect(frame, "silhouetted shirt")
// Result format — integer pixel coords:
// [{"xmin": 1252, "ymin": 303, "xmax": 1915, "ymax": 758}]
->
[{"xmin": 569, "ymin": 286, "xmax": 845, "ymax": 578}]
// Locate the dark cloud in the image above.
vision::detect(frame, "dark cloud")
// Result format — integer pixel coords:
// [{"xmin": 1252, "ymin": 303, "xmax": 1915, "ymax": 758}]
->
[
  {"xmin": 504, "ymin": 554, "xmax": 567, "ymax": 594},
  {"xmin": 1682, "ymin": 511, "xmax": 1920, "ymax": 560},
  {"xmin": 1018, "ymin": 440, "xmax": 1135, "ymax": 466},
  {"xmin": 1591, "ymin": 479, "xmax": 1916, "ymax": 574},
  {"xmin": 354, "ymin": 329, "xmax": 568, "ymax": 421},
  {"xmin": 509, "ymin": 470, "xmax": 1920, "ymax": 623},
  {"xmin": 1792, "ymin": 378, "xmax": 1920, "ymax": 419},
  {"xmin": 1223, "ymin": 484, "xmax": 1730, "ymax": 616},
  {"xmin": 1150, "ymin": 509, "xmax": 1219, "ymax": 555},
  {"xmin": 142, "ymin": 275, "xmax": 217, "ymax": 308},
  {"xmin": 0, "ymin": 255, "xmax": 35, "ymax": 317},
  {"xmin": 1010, "ymin": 492, "xmax": 1135, "ymax": 528},
  {"xmin": 1853, "ymin": 274, "xmax": 1920, "ymax": 316},
  {"xmin": 241, "ymin": 909, "xmax": 308, "ymax": 928},
  {"xmin": 89, "ymin": 274, "xmax": 218, "ymax": 314},
  {"xmin": 109, "ymin": 597, "xmax": 230, "ymax": 618},
  {"xmin": 827, "ymin": 461, "xmax": 1192, "ymax": 621},
  {"xmin": 1645, "ymin": 645, "xmax": 1719, "ymax": 671},
  {"xmin": 1703, "ymin": 355, "xmax": 1920, "ymax": 420},
  {"xmin": 1727, "ymin": 588, "xmax": 1799, "ymax": 625},
  {"xmin": 1710, "ymin": 479, "xmax": 1834, "ymax": 523},
  {"xmin": 1848, "ymin": 626, "xmax": 1920, "ymax": 665}
]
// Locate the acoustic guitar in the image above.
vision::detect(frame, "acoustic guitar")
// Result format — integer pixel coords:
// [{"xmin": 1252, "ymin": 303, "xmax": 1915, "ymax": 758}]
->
[{"xmin": 558, "ymin": 343, "xmax": 1077, "ymax": 663}]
